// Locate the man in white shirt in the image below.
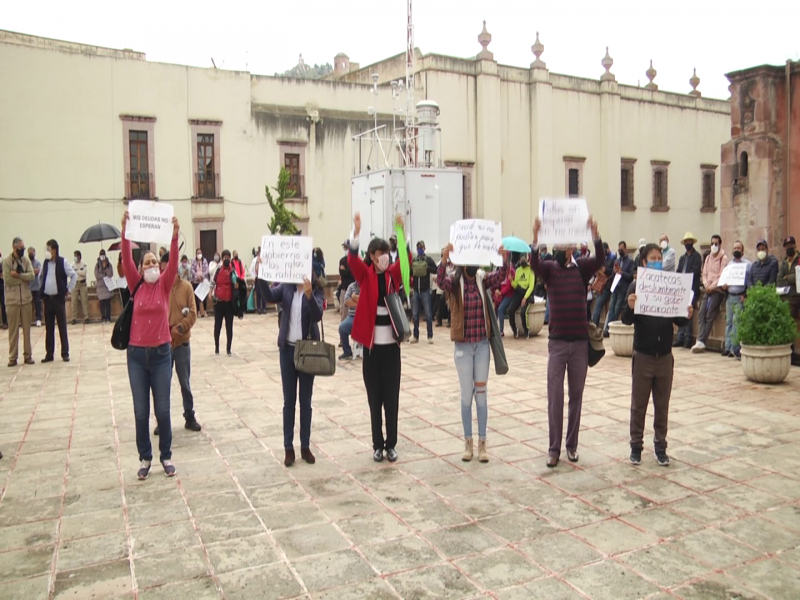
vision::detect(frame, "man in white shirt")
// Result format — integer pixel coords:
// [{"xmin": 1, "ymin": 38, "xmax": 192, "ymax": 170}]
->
[
  {"xmin": 39, "ymin": 239, "xmax": 77, "ymax": 362},
  {"xmin": 659, "ymin": 234, "xmax": 676, "ymax": 272},
  {"xmin": 71, "ymin": 250, "xmax": 89, "ymax": 324}
]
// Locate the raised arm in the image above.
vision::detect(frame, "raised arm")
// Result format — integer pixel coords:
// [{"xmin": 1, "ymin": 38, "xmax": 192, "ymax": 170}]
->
[
  {"xmin": 347, "ymin": 212, "xmax": 369, "ymax": 284},
  {"xmin": 121, "ymin": 211, "xmax": 141, "ymax": 291}
]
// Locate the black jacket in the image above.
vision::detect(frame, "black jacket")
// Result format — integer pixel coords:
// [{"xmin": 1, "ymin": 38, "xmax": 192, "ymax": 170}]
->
[
  {"xmin": 411, "ymin": 255, "xmax": 438, "ymax": 293},
  {"xmin": 621, "ymin": 282, "xmax": 688, "ymax": 357},
  {"xmin": 677, "ymin": 250, "xmax": 703, "ymax": 299},
  {"xmin": 338, "ymin": 255, "xmax": 354, "ymax": 292},
  {"xmin": 748, "ymin": 255, "xmax": 779, "ymax": 287}
]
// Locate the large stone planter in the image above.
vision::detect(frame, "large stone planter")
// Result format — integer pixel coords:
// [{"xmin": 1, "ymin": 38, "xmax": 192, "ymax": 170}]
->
[
  {"xmin": 609, "ymin": 321, "xmax": 634, "ymax": 357},
  {"xmin": 740, "ymin": 343, "xmax": 792, "ymax": 384},
  {"xmin": 526, "ymin": 302, "xmax": 546, "ymax": 337}
]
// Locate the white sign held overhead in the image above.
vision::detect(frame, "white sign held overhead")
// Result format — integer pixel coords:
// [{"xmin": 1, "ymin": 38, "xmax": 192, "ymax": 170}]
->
[
  {"xmin": 537, "ymin": 198, "xmax": 593, "ymax": 246},
  {"xmin": 258, "ymin": 235, "xmax": 313, "ymax": 284},
  {"xmin": 634, "ymin": 268, "xmax": 694, "ymax": 318},
  {"xmin": 718, "ymin": 262, "xmax": 747, "ymax": 287},
  {"xmin": 448, "ymin": 219, "xmax": 503, "ymax": 266},
  {"xmin": 125, "ymin": 201, "xmax": 175, "ymax": 244},
  {"xmin": 194, "ymin": 280, "xmax": 210, "ymax": 302}
]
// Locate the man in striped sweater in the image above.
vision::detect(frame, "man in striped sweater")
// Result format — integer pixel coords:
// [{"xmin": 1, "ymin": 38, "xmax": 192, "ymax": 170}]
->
[{"xmin": 532, "ymin": 217, "xmax": 604, "ymax": 468}]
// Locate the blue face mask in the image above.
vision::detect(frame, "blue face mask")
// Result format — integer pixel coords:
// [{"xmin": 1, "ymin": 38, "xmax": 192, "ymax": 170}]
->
[
  {"xmin": 649, "ymin": 261, "xmax": 663, "ymax": 270},
  {"xmin": 417, "ymin": 248, "xmax": 424, "ymax": 256}
]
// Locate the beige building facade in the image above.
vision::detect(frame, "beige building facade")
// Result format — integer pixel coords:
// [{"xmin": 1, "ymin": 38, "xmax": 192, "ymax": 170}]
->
[{"xmin": 0, "ymin": 26, "xmax": 730, "ymax": 266}]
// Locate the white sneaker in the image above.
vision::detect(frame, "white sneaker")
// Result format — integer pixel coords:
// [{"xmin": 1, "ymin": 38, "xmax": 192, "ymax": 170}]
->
[
  {"xmin": 691, "ymin": 341, "xmax": 706, "ymax": 353},
  {"xmin": 36, "ymin": 320, "xmax": 41, "ymax": 327}
]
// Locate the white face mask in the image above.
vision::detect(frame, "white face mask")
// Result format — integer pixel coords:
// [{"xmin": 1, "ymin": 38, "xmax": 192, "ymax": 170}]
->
[
  {"xmin": 711, "ymin": 244, "xmax": 720, "ymax": 255},
  {"xmin": 757, "ymin": 250, "xmax": 767, "ymax": 261},
  {"xmin": 660, "ymin": 240, "xmax": 669, "ymax": 250},
  {"xmin": 143, "ymin": 267, "xmax": 160, "ymax": 283},
  {"xmin": 375, "ymin": 254, "xmax": 390, "ymax": 272},
  {"xmin": 196, "ymin": 253, "xmax": 202, "ymax": 260}
]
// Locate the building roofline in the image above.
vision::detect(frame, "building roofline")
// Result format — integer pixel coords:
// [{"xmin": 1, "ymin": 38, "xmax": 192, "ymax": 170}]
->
[{"xmin": 0, "ymin": 28, "xmax": 145, "ymax": 60}]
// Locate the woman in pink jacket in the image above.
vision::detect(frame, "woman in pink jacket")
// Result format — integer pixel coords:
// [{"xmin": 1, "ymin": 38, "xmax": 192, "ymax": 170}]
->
[{"xmin": 121, "ymin": 211, "xmax": 180, "ymax": 480}]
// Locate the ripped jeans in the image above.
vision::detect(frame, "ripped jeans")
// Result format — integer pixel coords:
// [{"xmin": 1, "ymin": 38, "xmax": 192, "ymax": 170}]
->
[{"xmin": 454, "ymin": 340, "xmax": 491, "ymax": 439}]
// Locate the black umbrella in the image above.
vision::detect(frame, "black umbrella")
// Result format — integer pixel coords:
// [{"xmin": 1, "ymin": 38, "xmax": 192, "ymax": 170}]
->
[{"xmin": 79, "ymin": 223, "xmax": 121, "ymax": 244}]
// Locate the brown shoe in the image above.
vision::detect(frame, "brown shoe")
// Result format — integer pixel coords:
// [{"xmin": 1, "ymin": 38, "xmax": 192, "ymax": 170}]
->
[
  {"xmin": 7, "ymin": 359, "xmax": 17, "ymax": 367},
  {"xmin": 546, "ymin": 455, "xmax": 559, "ymax": 468},
  {"xmin": 478, "ymin": 439, "xmax": 489, "ymax": 463},
  {"xmin": 461, "ymin": 438, "xmax": 474, "ymax": 462},
  {"xmin": 284, "ymin": 448, "xmax": 295, "ymax": 467},
  {"xmin": 24, "ymin": 358, "xmax": 35, "ymax": 365},
  {"xmin": 567, "ymin": 449, "xmax": 579, "ymax": 463},
  {"xmin": 301, "ymin": 448, "xmax": 316, "ymax": 464}
]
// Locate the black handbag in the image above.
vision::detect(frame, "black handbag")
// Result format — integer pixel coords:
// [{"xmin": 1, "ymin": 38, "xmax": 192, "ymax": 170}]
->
[
  {"xmin": 111, "ymin": 278, "xmax": 145, "ymax": 351},
  {"xmin": 385, "ymin": 276, "xmax": 411, "ymax": 343},
  {"xmin": 484, "ymin": 288, "xmax": 509, "ymax": 375},
  {"xmin": 294, "ymin": 316, "xmax": 336, "ymax": 377}
]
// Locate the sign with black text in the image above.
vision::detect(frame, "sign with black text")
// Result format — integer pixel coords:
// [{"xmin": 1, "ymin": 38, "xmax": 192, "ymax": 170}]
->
[
  {"xmin": 449, "ymin": 219, "xmax": 503, "ymax": 266},
  {"xmin": 257, "ymin": 235, "xmax": 313, "ymax": 284},
  {"xmin": 634, "ymin": 268, "xmax": 693, "ymax": 318},
  {"xmin": 537, "ymin": 198, "xmax": 592, "ymax": 246},
  {"xmin": 125, "ymin": 201, "xmax": 174, "ymax": 244}
]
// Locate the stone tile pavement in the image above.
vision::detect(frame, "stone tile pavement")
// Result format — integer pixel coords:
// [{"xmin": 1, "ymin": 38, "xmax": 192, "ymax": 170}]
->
[{"xmin": 1, "ymin": 311, "xmax": 800, "ymax": 599}]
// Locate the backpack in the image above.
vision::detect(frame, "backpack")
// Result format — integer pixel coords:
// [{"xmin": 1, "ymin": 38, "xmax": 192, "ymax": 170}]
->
[{"xmin": 412, "ymin": 257, "xmax": 429, "ymax": 278}]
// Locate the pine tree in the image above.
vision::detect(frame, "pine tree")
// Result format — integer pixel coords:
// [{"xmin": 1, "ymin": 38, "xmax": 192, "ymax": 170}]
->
[{"xmin": 266, "ymin": 168, "xmax": 301, "ymax": 235}]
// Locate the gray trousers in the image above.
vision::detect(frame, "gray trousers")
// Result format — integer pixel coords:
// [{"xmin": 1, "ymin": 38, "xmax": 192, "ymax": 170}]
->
[
  {"xmin": 547, "ymin": 338, "xmax": 588, "ymax": 457},
  {"xmin": 172, "ymin": 343, "xmax": 195, "ymax": 421}
]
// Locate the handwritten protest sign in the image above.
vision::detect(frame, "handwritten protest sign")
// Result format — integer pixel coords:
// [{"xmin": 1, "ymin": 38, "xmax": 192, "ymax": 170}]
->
[
  {"xmin": 634, "ymin": 268, "xmax": 693, "ymax": 318},
  {"xmin": 537, "ymin": 198, "xmax": 593, "ymax": 246},
  {"xmin": 103, "ymin": 276, "xmax": 117, "ymax": 291},
  {"xmin": 258, "ymin": 235, "xmax": 313, "ymax": 284},
  {"xmin": 796, "ymin": 266, "xmax": 800, "ymax": 293},
  {"xmin": 194, "ymin": 280, "xmax": 210, "ymax": 301},
  {"xmin": 448, "ymin": 219, "xmax": 502, "ymax": 266},
  {"xmin": 116, "ymin": 277, "xmax": 127, "ymax": 290},
  {"xmin": 125, "ymin": 201, "xmax": 174, "ymax": 244},
  {"xmin": 718, "ymin": 262, "xmax": 747, "ymax": 287}
]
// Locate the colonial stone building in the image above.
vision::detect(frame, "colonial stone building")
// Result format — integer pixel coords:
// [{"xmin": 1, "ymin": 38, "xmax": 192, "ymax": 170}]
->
[{"xmin": 0, "ymin": 25, "xmax": 730, "ymax": 262}]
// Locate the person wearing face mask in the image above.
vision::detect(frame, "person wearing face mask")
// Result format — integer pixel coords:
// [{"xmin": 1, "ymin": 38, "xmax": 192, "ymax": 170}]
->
[
  {"xmin": 692, "ymin": 234, "xmax": 729, "ymax": 353},
  {"xmin": 209, "ymin": 252, "xmax": 220, "ymax": 281},
  {"xmin": 506, "ymin": 254, "xmax": 535, "ymax": 339},
  {"xmin": 674, "ymin": 232, "xmax": 704, "ymax": 348},
  {"xmin": 437, "ymin": 243, "xmax": 508, "ymax": 462},
  {"xmin": 634, "ymin": 238, "xmax": 648, "ymax": 269},
  {"xmin": 94, "ymin": 250, "xmax": 114, "ymax": 323},
  {"xmin": 3, "ymin": 237, "xmax": 35, "ymax": 366},
  {"xmin": 120, "ymin": 210, "xmax": 180, "ymax": 480},
  {"xmin": 191, "ymin": 250, "xmax": 209, "ymax": 318},
  {"xmin": 177, "ymin": 255, "xmax": 192, "ymax": 282},
  {"xmin": 71, "ymin": 250, "xmax": 89, "ymax": 324},
  {"xmin": 621, "ymin": 243, "xmax": 693, "ymax": 467},
  {"xmin": 602, "ymin": 241, "xmax": 634, "ymax": 337},
  {"xmin": 231, "ymin": 250, "xmax": 246, "ymax": 280},
  {"xmin": 258, "ymin": 262, "xmax": 324, "ymax": 466},
  {"xmin": 39, "ymin": 239, "xmax": 77, "ymax": 362},
  {"xmin": 532, "ymin": 216, "xmax": 605, "ymax": 468},
  {"xmin": 212, "ymin": 250, "xmax": 237, "ymax": 356},
  {"xmin": 348, "ymin": 212, "xmax": 409, "ymax": 463},
  {"xmin": 777, "ymin": 236, "xmax": 800, "ymax": 364},
  {"xmin": 658, "ymin": 234, "xmax": 676, "ymax": 272},
  {"xmin": 720, "ymin": 241, "xmax": 750, "ymax": 359},
  {"xmin": 747, "ymin": 239, "xmax": 778, "ymax": 287},
  {"xmin": 27, "ymin": 247, "xmax": 42, "ymax": 327},
  {"xmin": 410, "ymin": 241, "xmax": 438, "ymax": 344}
]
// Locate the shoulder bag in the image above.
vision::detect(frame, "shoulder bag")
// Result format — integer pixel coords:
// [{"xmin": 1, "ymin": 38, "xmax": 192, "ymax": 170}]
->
[
  {"xmin": 385, "ymin": 276, "xmax": 411, "ymax": 343},
  {"xmin": 111, "ymin": 278, "xmax": 145, "ymax": 350},
  {"xmin": 483, "ymin": 288, "xmax": 509, "ymax": 375},
  {"xmin": 590, "ymin": 270, "xmax": 609, "ymax": 294},
  {"xmin": 294, "ymin": 304, "xmax": 336, "ymax": 376}
]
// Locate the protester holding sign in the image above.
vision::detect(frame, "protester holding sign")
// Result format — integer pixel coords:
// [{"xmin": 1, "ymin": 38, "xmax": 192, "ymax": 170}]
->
[
  {"xmin": 720, "ymin": 240, "xmax": 750, "ymax": 358},
  {"xmin": 531, "ymin": 214, "xmax": 604, "ymax": 468},
  {"xmin": 692, "ymin": 234, "xmax": 729, "ymax": 353},
  {"xmin": 94, "ymin": 250, "xmax": 114, "ymax": 323},
  {"xmin": 621, "ymin": 244, "xmax": 693, "ymax": 467},
  {"xmin": 437, "ymin": 242, "xmax": 508, "ymax": 463},
  {"xmin": 348, "ymin": 212, "xmax": 409, "ymax": 463},
  {"xmin": 121, "ymin": 210, "xmax": 180, "ymax": 480}
]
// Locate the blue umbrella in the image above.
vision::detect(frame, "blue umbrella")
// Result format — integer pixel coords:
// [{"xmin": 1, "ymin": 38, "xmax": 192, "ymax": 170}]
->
[{"xmin": 502, "ymin": 236, "xmax": 531, "ymax": 254}]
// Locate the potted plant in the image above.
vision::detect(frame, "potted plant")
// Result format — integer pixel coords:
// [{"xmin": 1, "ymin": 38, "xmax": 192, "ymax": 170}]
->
[{"xmin": 733, "ymin": 283, "xmax": 797, "ymax": 383}]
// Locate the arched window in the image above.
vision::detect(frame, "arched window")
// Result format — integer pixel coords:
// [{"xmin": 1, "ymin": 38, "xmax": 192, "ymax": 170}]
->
[{"xmin": 740, "ymin": 151, "xmax": 749, "ymax": 178}]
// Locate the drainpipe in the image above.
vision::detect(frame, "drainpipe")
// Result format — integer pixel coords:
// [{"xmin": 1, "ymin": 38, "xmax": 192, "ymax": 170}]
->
[{"xmin": 787, "ymin": 59, "xmax": 792, "ymax": 238}]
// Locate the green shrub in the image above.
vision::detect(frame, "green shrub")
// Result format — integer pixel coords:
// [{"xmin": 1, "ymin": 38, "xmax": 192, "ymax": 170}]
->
[{"xmin": 733, "ymin": 283, "xmax": 797, "ymax": 346}]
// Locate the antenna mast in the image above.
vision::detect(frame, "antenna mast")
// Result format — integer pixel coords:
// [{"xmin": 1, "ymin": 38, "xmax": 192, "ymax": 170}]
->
[{"xmin": 405, "ymin": 0, "xmax": 416, "ymax": 168}]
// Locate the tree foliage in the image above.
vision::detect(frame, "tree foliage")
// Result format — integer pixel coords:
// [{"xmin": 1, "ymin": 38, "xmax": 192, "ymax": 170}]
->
[
  {"xmin": 265, "ymin": 168, "xmax": 300, "ymax": 235},
  {"xmin": 733, "ymin": 283, "xmax": 797, "ymax": 346}
]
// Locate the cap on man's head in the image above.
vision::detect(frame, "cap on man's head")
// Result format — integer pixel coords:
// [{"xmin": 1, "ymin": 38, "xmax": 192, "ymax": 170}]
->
[
  {"xmin": 783, "ymin": 236, "xmax": 796, "ymax": 247},
  {"xmin": 756, "ymin": 239, "xmax": 768, "ymax": 250},
  {"xmin": 416, "ymin": 240, "xmax": 425, "ymax": 249}
]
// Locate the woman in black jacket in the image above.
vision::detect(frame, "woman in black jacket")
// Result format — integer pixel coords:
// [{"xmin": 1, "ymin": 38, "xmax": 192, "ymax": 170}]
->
[{"xmin": 621, "ymin": 243, "xmax": 693, "ymax": 468}]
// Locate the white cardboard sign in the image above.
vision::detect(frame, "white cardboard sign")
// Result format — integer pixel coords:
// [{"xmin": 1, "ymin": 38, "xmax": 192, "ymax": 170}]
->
[
  {"xmin": 537, "ymin": 198, "xmax": 592, "ymax": 246},
  {"xmin": 634, "ymin": 268, "xmax": 694, "ymax": 318},
  {"xmin": 194, "ymin": 280, "xmax": 210, "ymax": 301},
  {"xmin": 718, "ymin": 262, "xmax": 747, "ymax": 287},
  {"xmin": 258, "ymin": 235, "xmax": 313, "ymax": 284},
  {"xmin": 103, "ymin": 276, "xmax": 117, "ymax": 291},
  {"xmin": 610, "ymin": 273, "xmax": 622, "ymax": 293},
  {"xmin": 448, "ymin": 219, "xmax": 503, "ymax": 266},
  {"xmin": 125, "ymin": 201, "xmax": 174, "ymax": 244}
]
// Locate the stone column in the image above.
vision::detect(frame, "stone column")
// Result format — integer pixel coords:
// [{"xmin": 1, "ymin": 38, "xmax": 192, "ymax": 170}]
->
[
  {"xmin": 474, "ymin": 22, "xmax": 502, "ymax": 221},
  {"xmin": 529, "ymin": 32, "xmax": 552, "ymax": 228},
  {"xmin": 599, "ymin": 79, "xmax": 621, "ymax": 243}
]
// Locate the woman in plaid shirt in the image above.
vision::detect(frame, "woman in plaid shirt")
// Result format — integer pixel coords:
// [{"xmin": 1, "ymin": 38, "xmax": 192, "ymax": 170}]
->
[{"xmin": 437, "ymin": 243, "xmax": 508, "ymax": 463}]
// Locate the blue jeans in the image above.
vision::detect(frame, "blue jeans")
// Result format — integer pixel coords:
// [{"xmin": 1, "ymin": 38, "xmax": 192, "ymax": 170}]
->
[
  {"xmin": 497, "ymin": 296, "xmax": 513, "ymax": 334},
  {"xmin": 544, "ymin": 296, "xmax": 550, "ymax": 323},
  {"xmin": 339, "ymin": 314, "xmax": 354, "ymax": 355},
  {"xmin": 603, "ymin": 288, "xmax": 626, "ymax": 334},
  {"xmin": 279, "ymin": 345, "xmax": 315, "ymax": 449},
  {"xmin": 412, "ymin": 290, "xmax": 433, "ymax": 340},
  {"xmin": 172, "ymin": 343, "xmax": 195, "ymax": 421},
  {"xmin": 454, "ymin": 340, "xmax": 490, "ymax": 439},
  {"xmin": 127, "ymin": 343, "xmax": 173, "ymax": 462},
  {"xmin": 591, "ymin": 288, "xmax": 611, "ymax": 326},
  {"xmin": 725, "ymin": 294, "xmax": 744, "ymax": 353}
]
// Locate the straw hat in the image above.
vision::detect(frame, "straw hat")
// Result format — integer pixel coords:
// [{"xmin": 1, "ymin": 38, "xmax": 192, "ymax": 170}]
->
[{"xmin": 680, "ymin": 232, "xmax": 698, "ymax": 244}]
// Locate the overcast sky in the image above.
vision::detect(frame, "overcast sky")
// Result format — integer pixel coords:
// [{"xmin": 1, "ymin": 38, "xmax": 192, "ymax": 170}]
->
[{"xmin": 5, "ymin": 0, "xmax": 799, "ymax": 99}]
